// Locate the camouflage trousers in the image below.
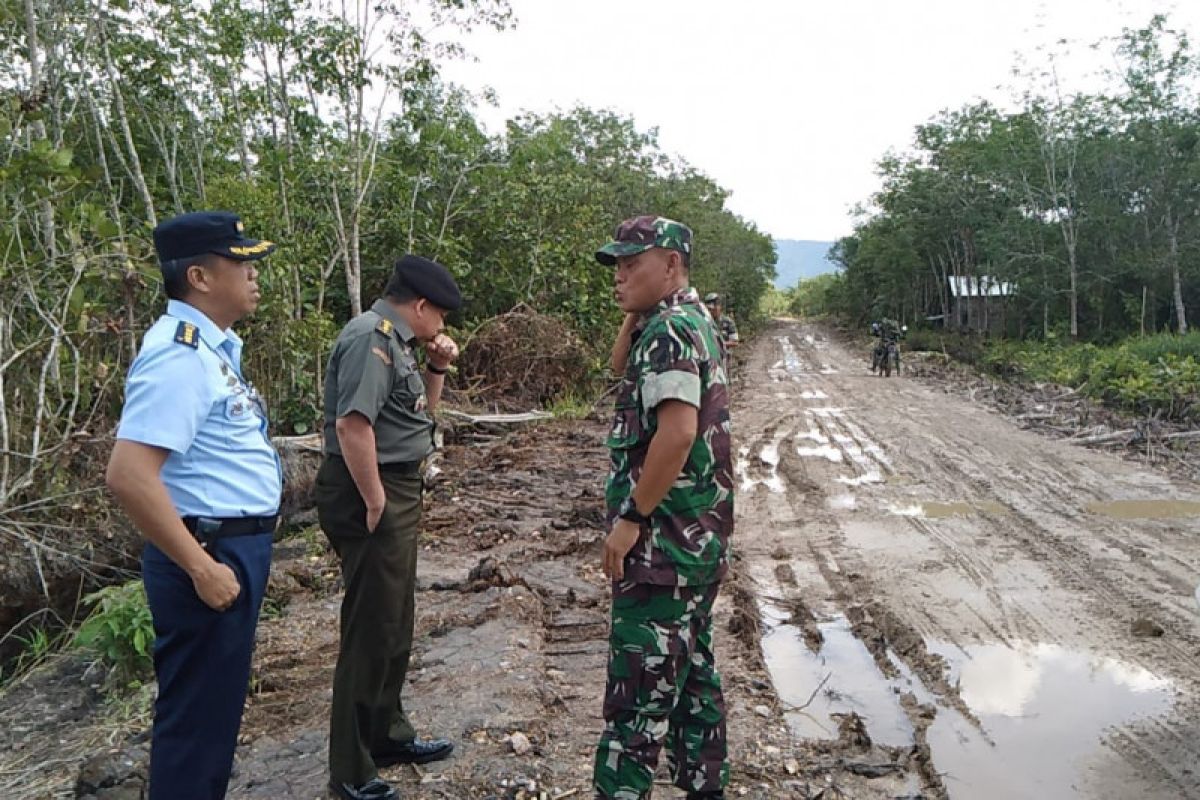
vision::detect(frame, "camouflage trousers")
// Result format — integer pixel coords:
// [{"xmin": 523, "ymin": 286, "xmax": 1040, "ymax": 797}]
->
[{"xmin": 593, "ymin": 580, "xmax": 728, "ymax": 800}]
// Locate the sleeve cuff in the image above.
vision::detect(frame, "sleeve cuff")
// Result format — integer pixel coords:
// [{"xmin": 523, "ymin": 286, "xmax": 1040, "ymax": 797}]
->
[
  {"xmin": 115, "ymin": 423, "xmax": 190, "ymax": 454},
  {"xmin": 642, "ymin": 370, "xmax": 701, "ymax": 410}
]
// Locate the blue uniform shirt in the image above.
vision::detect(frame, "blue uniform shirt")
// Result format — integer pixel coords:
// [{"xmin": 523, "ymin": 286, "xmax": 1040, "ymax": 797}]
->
[{"xmin": 117, "ymin": 300, "xmax": 282, "ymax": 517}]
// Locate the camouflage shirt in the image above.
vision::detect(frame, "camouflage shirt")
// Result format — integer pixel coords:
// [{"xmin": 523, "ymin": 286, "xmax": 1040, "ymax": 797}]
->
[
  {"xmin": 606, "ymin": 288, "xmax": 734, "ymax": 586},
  {"xmin": 716, "ymin": 314, "xmax": 739, "ymax": 344}
]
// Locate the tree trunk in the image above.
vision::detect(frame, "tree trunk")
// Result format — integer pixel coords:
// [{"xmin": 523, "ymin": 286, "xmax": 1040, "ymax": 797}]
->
[
  {"xmin": 100, "ymin": 30, "xmax": 157, "ymax": 228},
  {"xmin": 23, "ymin": 0, "xmax": 57, "ymax": 266},
  {"xmin": 1166, "ymin": 212, "xmax": 1188, "ymax": 334}
]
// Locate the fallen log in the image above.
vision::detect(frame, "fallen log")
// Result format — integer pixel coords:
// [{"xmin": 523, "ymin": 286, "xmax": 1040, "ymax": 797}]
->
[
  {"xmin": 441, "ymin": 409, "xmax": 553, "ymax": 426},
  {"xmin": 1073, "ymin": 429, "xmax": 1135, "ymax": 446}
]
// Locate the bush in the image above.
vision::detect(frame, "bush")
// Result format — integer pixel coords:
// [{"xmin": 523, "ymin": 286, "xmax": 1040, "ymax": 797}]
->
[
  {"xmin": 74, "ymin": 580, "xmax": 155, "ymax": 685},
  {"xmin": 903, "ymin": 329, "xmax": 987, "ymax": 365},
  {"xmin": 980, "ymin": 334, "xmax": 1200, "ymax": 421}
]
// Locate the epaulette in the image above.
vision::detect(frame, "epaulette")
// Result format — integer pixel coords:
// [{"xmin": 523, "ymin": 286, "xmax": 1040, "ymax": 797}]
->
[
  {"xmin": 173, "ymin": 321, "xmax": 199, "ymax": 349},
  {"xmin": 375, "ymin": 318, "xmax": 394, "ymax": 337}
]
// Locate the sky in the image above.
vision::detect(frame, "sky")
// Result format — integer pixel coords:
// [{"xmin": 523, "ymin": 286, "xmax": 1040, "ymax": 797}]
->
[{"xmin": 440, "ymin": 0, "xmax": 1200, "ymax": 242}]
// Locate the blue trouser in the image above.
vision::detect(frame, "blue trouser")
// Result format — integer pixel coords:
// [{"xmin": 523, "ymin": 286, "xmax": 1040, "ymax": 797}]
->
[{"xmin": 141, "ymin": 533, "xmax": 272, "ymax": 800}]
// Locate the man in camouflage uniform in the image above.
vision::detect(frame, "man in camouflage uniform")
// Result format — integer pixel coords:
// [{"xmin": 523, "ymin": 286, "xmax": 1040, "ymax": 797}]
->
[
  {"xmin": 703, "ymin": 293, "xmax": 739, "ymax": 351},
  {"xmin": 593, "ymin": 215, "xmax": 734, "ymax": 800}
]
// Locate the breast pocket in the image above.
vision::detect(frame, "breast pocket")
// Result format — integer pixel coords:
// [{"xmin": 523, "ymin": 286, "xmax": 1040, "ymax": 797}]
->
[
  {"xmin": 606, "ymin": 381, "xmax": 645, "ymax": 450},
  {"xmin": 390, "ymin": 363, "xmax": 427, "ymax": 412},
  {"xmin": 224, "ymin": 394, "xmax": 253, "ymax": 422}
]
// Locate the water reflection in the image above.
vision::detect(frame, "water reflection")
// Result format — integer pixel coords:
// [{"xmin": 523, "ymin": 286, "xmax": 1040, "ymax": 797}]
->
[
  {"xmin": 925, "ymin": 640, "xmax": 1175, "ymax": 799},
  {"xmin": 1086, "ymin": 499, "xmax": 1200, "ymax": 519},
  {"xmin": 760, "ymin": 603, "xmax": 1179, "ymax": 799}
]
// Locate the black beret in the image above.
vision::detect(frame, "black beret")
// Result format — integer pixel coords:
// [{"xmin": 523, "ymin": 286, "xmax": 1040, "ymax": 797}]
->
[
  {"xmin": 153, "ymin": 211, "xmax": 276, "ymax": 268},
  {"xmin": 392, "ymin": 254, "xmax": 462, "ymax": 311}
]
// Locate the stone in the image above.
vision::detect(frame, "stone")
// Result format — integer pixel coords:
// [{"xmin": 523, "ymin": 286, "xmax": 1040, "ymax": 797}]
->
[{"xmin": 509, "ymin": 731, "xmax": 534, "ymax": 756}]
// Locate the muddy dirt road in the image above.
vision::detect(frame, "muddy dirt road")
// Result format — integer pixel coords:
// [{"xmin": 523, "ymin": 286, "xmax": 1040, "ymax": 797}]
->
[{"xmin": 735, "ymin": 320, "xmax": 1200, "ymax": 799}]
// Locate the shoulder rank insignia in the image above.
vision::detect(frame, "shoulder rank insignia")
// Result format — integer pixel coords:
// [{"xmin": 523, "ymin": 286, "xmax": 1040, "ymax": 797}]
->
[
  {"xmin": 375, "ymin": 318, "xmax": 394, "ymax": 337},
  {"xmin": 173, "ymin": 321, "xmax": 199, "ymax": 349}
]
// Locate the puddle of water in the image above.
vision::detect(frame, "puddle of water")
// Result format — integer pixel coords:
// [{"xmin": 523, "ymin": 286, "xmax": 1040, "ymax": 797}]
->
[
  {"xmin": 798, "ymin": 428, "xmax": 830, "ymax": 444},
  {"xmin": 797, "ymin": 444, "xmax": 843, "ymax": 463},
  {"xmin": 760, "ymin": 605, "xmax": 913, "ymax": 747},
  {"xmin": 888, "ymin": 501, "xmax": 1008, "ymax": 518},
  {"xmin": 1086, "ymin": 499, "xmax": 1200, "ymax": 519},
  {"xmin": 836, "ymin": 470, "xmax": 882, "ymax": 486},
  {"xmin": 808, "ymin": 407, "xmax": 845, "ymax": 418},
  {"xmin": 736, "ymin": 439, "xmax": 786, "ymax": 494},
  {"xmin": 800, "ymin": 389, "xmax": 828, "ymax": 400},
  {"xmin": 827, "ymin": 493, "xmax": 857, "ymax": 511},
  {"xmin": 924, "ymin": 640, "xmax": 1175, "ymax": 800},
  {"xmin": 762, "ymin": 601, "xmax": 1178, "ymax": 799}
]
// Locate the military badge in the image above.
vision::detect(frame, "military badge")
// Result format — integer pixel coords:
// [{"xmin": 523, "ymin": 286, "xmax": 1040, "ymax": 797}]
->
[
  {"xmin": 371, "ymin": 346, "xmax": 393, "ymax": 366},
  {"xmin": 173, "ymin": 321, "xmax": 199, "ymax": 349}
]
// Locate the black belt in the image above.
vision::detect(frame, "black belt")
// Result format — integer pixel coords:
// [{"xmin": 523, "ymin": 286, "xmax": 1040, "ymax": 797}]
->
[
  {"xmin": 379, "ymin": 460, "xmax": 423, "ymax": 475},
  {"xmin": 182, "ymin": 515, "xmax": 278, "ymax": 539}
]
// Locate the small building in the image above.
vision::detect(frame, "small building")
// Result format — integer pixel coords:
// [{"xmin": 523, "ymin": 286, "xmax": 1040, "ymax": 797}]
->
[{"xmin": 947, "ymin": 276, "xmax": 1013, "ymax": 334}]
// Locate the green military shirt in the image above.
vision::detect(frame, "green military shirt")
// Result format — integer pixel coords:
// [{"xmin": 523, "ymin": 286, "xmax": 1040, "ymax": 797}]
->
[
  {"xmin": 606, "ymin": 287, "xmax": 735, "ymax": 587},
  {"xmin": 716, "ymin": 313, "xmax": 739, "ymax": 346},
  {"xmin": 322, "ymin": 298, "xmax": 434, "ymax": 464}
]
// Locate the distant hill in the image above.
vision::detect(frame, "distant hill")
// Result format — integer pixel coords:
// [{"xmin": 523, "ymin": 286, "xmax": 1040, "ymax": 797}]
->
[{"xmin": 773, "ymin": 239, "xmax": 838, "ymax": 288}]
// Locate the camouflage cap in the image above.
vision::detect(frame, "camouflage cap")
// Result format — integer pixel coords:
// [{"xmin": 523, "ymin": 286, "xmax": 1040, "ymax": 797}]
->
[
  {"xmin": 704, "ymin": 292, "xmax": 721, "ymax": 304},
  {"xmin": 595, "ymin": 215, "xmax": 693, "ymax": 266}
]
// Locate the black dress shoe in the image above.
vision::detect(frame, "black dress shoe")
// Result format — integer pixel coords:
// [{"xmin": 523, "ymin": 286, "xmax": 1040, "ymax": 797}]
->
[
  {"xmin": 372, "ymin": 736, "xmax": 454, "ymax": 767},
  {"xmin": 328, "ymin": 777, "xmax": 399, "ymax": 800}
]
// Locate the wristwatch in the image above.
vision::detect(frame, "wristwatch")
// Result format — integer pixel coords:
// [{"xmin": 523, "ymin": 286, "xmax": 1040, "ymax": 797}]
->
[{"xmin": 617, "ymin": 496, "xmax": 649, "ymax": 524}]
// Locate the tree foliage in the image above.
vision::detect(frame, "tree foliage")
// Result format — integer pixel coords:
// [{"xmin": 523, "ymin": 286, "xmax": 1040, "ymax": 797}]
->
[
  {"xmin": 0, "ymin": 0, "xmax": 775, "ymax": 567},
  {"xmin": 807, "ymin": 16, "xmax": 1200, "ymax": 343}
]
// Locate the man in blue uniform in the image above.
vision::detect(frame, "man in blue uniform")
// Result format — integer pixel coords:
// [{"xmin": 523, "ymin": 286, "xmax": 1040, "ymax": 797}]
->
[{"xmin": 105, "ymin": 211, "xmax": 282, "ymax": 800}]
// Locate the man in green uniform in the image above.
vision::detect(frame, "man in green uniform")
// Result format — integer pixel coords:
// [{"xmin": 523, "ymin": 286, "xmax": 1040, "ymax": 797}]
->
[
  {"xmin": 593, "ymin": 216, "xmax": 734, "ymax": 800},
  {"xmin": 703, "ymin": 293, "xmax": 739, "ymax": 351},
  {"xmin": 316, "ymin": 254, "xmax": 461, "ymax": 800}
]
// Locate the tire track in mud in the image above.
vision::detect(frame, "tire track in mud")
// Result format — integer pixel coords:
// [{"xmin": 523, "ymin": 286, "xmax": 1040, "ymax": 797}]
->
[{"xmin": 733, "ymin": 320, "xmax": 1200, "ymax": 800}]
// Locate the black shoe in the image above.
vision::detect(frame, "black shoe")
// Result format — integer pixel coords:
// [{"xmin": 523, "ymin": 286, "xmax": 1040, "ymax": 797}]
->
[
  {"xmin": 371, "ymin": 737, "xmax": 454, "ymax": 767},
  {"xmin": 329, "ymin": 777, "xmax": 398, "ymax": 800},
  {"xmin": 686, "ymin": 793, "xmax": 725, "ymax": 800}
]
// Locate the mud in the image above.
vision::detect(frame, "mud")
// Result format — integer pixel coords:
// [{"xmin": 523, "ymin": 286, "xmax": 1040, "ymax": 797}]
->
[{"xmin": 735, "ymin": 320, "xmax": 1200, "ymax": 799}]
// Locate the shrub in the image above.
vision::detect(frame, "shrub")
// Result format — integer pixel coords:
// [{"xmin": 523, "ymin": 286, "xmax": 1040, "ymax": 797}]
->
[
  {"xmin": 981, "ymin": 335, "xmax": 1200, "ymax": 421},
  {"xmin": 74, "ymin": 580, "xmax": 155, "ymax": 685}
]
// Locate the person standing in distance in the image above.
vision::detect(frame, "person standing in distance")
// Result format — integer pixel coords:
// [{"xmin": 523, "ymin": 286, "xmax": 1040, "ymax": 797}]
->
[
  {"xmin": 317, "ymin": 254, "xmax": 461, "ymax": 800},
  {"xmin": 105, "ymin": 212, "xmax": 281, "ymax": 800},
  {"xmin": 703, "ymin": 293, "xmax": 739, "ymax": 351},
  {"xmin": 592, "ymin": 216, "xmax": 734, "ymax": 800}
]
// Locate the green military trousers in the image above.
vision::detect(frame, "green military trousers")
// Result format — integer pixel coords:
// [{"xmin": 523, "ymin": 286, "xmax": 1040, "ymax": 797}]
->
[
  {"xmin": 593, "ymin": 580, "xmax": 729, "ymax": 799},
  {"xmin": 315, "ymin": 456, "xmax": 422, "ymax": 785}
]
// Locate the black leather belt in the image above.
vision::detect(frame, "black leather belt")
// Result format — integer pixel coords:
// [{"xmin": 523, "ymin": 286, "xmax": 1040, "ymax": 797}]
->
[
  {"xmin": 182, "ymin": 515, "xmax": 278, "ymax": 539},
  {"xmin": 379, "ymin": 460, "xmax": 422, "ymax": 475}
]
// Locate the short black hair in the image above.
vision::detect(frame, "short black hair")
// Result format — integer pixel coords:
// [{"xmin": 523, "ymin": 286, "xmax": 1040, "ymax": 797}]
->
[
  {"xmin": 383, "ymin": 271, "xmax": 417, "ymax": 303},
  {"xmin": 162, "ymin": 253, "xmax": 221, "ymax": 300}
]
